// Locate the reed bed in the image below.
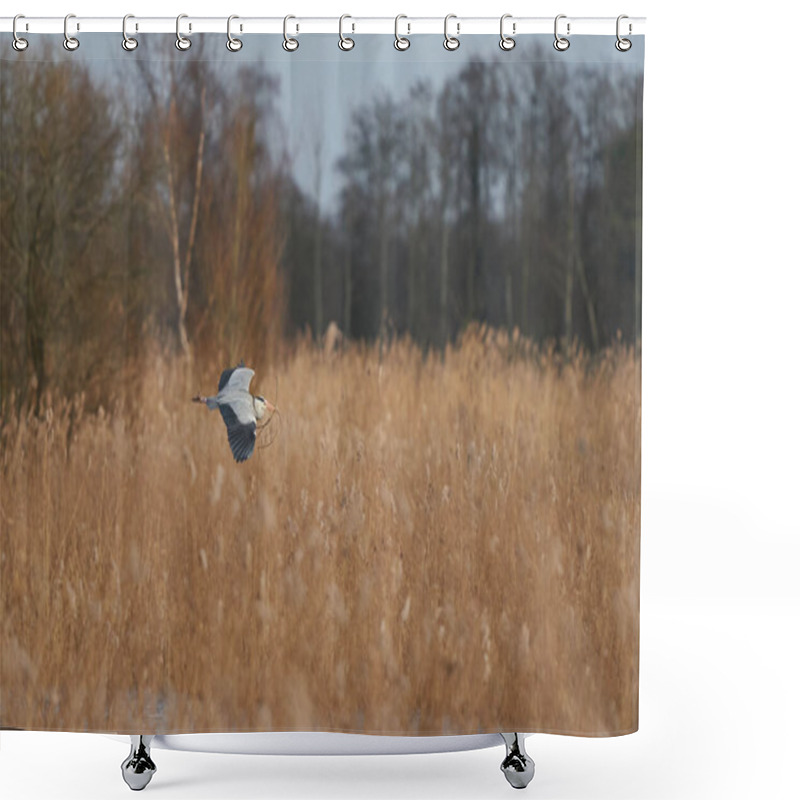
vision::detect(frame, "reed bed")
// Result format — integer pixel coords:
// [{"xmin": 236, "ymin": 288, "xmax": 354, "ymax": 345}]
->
[{"xmin": 0, "ymin": 328, "xmax": 640, "ymax": 735}]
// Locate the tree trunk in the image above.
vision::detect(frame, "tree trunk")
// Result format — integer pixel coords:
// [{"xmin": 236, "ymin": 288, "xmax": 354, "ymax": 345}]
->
[
  {"xmin": 312, "ymin": 137, "xmax": 324, "ymax": 339},
  {"xmin": 565, "ymin": 172, "xmax": 575, "ymax": 346},
  {"xmin": 163, "ymin": 86, "xmax": 206, "ymax": 358},
  {"xmin": 439, "ymin": 216, "xmax": 450, "ymax": 350},
  {"xmin": 343, "ymin": 204, "xmax": 353, "ymax": 338},
  {"xmin": 575, "ymin": 247, "xmax": 600, "ymax": 351},
  {"xmin": 408, "ymin": 225, "xmax": 417, "ymax": 337},
  {"xmin": 378, "ymin": 194, "xmax": 390, "ymax": 360},
  {"xmin": 313, "ymin": 211, "xmax": 323, "ymax": 338},
  {"xmin": 467, "ymin": 121, "xmax": 480, "ymax": 321},
  {"xmin": 568, "ymin": 162, "xmax": 599, "ymax": 351}
]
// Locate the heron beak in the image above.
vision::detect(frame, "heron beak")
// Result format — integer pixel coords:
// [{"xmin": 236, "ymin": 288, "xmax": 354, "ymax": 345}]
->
[{"xmin": 265, "ymin": 400, "xmax": 276, "ymax": 415}]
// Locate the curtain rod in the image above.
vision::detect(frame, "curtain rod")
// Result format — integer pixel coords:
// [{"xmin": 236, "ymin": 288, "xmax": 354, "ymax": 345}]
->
[{"xmin": 0, "ymin": 16, "xmax": 646, "ymax": 36}]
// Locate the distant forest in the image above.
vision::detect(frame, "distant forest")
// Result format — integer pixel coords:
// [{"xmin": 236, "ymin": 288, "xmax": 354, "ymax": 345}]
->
[{"xmin": 0, "ymin": 45, "xmax": 641, "ymax": 409}]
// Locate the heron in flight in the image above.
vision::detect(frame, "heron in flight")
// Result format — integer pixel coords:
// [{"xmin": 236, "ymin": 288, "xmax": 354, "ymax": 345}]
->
[{"xmin": 193, "ymin": 361, "xmax": 275, "ymax": 463}]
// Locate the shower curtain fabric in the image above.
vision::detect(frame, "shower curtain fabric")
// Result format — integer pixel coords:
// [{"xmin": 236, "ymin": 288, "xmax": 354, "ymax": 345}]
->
[{"xmin": 0, "ymin": 31, "xmax": 644, "ymax": 737}]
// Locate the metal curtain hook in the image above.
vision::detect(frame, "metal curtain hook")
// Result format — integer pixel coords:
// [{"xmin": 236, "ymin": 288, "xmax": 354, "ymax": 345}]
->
[
  {"xmin": 616, "ymin": 14, "xmax": 632, "ymax": 51},
  {"xmin": 227, "ymin": 15, "xmax": 243, "ymax": 51},
  {"xmin": 12, "ymin": 14, "xmax": 28, "ymax": 51},
  {"xmin": 339, "ymin": 14, "xmax": 354, "ymax": 50},
  {"xmin": 283, "ymin": 15, "xmax": 299, "ymax": 51},
  {"xmin": 444, "ymin": 14, "xmax": 460, "ymax": 51},
  {"xmin": 500, "ymin": 14, "xmax": 516, "ymax": 51},
  {"xmin": 63, "ymin": 13, "xmax": 80, "ymax": 51},
  {"xmin": 554, "ymin": 14, "xmax": 570, "ymax": 51},
  {"xmin": 394, "ymin": 14, "xmax": 410, "ymax": 51},
  {"xmin": 122, "ymin": 14, "xmax": 138, "ymax": 51},
  {"xmin": 175, "ymin": 13, "xmax": 191, "ymax": 50}
]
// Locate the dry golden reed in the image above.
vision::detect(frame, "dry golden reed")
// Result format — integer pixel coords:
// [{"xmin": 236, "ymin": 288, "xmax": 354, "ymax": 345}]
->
[{"xmin": 0, "ymin": 327, "xmax": 640, "ymax": 736}]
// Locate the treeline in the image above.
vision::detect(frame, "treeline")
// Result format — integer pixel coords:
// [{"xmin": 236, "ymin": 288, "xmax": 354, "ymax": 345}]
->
[
  {"xmin": 295, "ymin": 59, "xmax": 642, "ymax": 351},
  {"xmin": 0, "ymin": 47, "xmax": 641, "ymax": 410}
]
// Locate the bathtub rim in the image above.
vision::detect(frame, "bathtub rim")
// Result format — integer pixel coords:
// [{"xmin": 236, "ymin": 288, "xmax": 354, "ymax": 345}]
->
[{"xmin": 104, "ymin": 731, "xmax": 525, "ymax": 755}]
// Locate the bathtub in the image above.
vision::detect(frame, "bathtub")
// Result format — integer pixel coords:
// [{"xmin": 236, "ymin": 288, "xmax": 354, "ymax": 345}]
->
[{"xmin": 116, "ymin": 731, "xmax": 535, "ymax": 791}]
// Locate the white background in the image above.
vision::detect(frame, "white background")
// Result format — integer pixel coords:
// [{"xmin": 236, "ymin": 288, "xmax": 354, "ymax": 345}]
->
[{"xmin": 2, "ymin": 1, "xmax": 799, "ymax": 798}]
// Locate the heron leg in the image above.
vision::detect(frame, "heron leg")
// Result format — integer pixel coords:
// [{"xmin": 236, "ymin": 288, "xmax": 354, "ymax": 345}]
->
[{"xmin": 500, "ymin": 733, "xmax": 535, "ymax": 789}]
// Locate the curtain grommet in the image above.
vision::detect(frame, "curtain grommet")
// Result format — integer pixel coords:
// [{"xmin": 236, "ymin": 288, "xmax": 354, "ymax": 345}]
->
[
  {"xmin": 63, "ymin": 13, "xmax": 80, "ymax": 51},
  {"xmin": 499, "ymin": 14, "xmax": 516, "ymax": 51},
  {"xmin": 394, "ymin": 15, "xmax": 410, "ymax": 51},
  {"xmin": 226, "ymin": 15, "xmax": 243, "ymax": 52},
  {"xmin": 175, "ymin": 13, "xmax": 191, "ymax": 51},
  {"xmin": 615, "ymin": 15, "xmax": 632, "ymax": 51},
  {"xmin": 283, "ymin": 15, "xmax": 299, "ymax": 52},
  {"xmin": 12, "ymin": 14, "xmax": 29, "ymax": 51},
  {"xmin": 554, "ymin": 14, "xmax": 570, "ymax": 51},
  {"xmin": 122, "ymin": 14, "xmax": 138, "ymax": 51},
  {"xmin": 339, "ymin": 14, "xmax": 355, "ymax": 51},
  {"xmin": 444, "ymin": 14, "xmax": 460, "ymax": 51}
]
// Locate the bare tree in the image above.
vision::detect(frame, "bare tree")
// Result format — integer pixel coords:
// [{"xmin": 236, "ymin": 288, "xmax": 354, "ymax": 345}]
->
[
  {"xmin": 0, "ymin": 63, "xmax": 122, "ymax": 409},
  {"xmin": 436, "ymin": 85, "xmax": 457, "ymax": 349},
  {"xmin": 311, "ymin": 130, "xmax": 325, "ymax": 339}
]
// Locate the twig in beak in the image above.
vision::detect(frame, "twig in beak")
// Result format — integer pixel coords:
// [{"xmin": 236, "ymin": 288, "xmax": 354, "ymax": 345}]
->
[{"xmin": 257, "ymin": 376, "xmax": 282, "ymax": 449}]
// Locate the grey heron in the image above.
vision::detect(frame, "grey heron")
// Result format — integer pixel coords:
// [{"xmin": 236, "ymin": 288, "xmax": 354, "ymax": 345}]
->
[{"xmin": 193, "ymin": 361, "xmax": 275, "ymax": 463}]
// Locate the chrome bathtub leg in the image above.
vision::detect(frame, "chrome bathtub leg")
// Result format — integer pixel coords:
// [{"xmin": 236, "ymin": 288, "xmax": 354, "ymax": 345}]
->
[
  {"xmin": 121, "ymin": 735, "xmax": 157, "ymax": 791},
  {"xmin": 500, "ymin": 733, "xmax": 535, "ymax": 789}
]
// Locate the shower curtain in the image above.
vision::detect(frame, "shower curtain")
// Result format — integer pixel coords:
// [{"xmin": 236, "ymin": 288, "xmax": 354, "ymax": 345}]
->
[{"xmin": 0, "ymin": 29, "xmax": 643, "ymax": 737}]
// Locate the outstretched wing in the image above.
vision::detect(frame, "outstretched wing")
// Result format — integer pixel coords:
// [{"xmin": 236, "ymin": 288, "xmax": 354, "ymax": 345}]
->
[
  {"xmin": 218, "ymin": 360, "xmax": 247, "ymax": 392},
  {"xmin": 226, "ymin": 421, "xmax": 257, "ymax": 463},
  {"xmin": 219, "ymin": 366, "xmax": 255, "ymax": 397},
  {"xmin": 218, "ymin": 398, "xmax": 257, "ymax": 463}
]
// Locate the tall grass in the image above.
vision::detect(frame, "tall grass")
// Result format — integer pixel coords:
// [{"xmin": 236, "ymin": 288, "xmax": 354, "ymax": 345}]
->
[{"xmin": 0, "ymin": 328, "xmax": 640, "ymax": 736}]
